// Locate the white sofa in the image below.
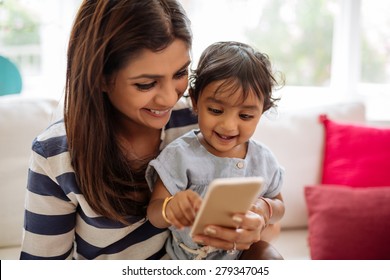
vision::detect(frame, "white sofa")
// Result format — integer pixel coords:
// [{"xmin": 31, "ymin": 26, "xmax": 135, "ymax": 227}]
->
[
  {"xmin": 0, "ymin": 95, "xmax": 61, "ymax": 260},
  {"xmin": 0, "ymin": 94, "xmax": 367, "ymax": 260},
  {"xmin": 257, "ymin": 101, "xmax": 366, "ymax": 259}
]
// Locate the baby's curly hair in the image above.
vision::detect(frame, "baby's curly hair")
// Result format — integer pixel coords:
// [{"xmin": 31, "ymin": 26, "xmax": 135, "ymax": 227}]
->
[{"xmin": 189, "ymin": 41, "xmax": 283, "ymax": 112}]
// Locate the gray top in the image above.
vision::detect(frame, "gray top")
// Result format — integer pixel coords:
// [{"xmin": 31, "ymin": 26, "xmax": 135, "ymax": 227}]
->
[{"xmin": 146, "ymin": 129, "xmax": 284, "ymax": 259}]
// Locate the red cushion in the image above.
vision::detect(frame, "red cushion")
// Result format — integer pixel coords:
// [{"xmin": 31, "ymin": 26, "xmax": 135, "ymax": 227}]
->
[
  {"xmin": 319, "ymin": 115, "xmax": 390, "ymax": 187},
  {"xmin": 305, "ymin": 185, "xmax": 390, "ymax": 260}
]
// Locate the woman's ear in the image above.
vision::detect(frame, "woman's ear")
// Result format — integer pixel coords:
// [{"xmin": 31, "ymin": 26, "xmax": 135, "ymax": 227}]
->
[{"xmin": 101, "ymin": 76, "xmax": 112, "ymax": 93}]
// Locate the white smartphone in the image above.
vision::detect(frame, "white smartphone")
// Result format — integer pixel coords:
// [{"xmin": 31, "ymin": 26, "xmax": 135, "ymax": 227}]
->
[{"xmin": 190, "ymin": 176, "xmax": 264, "ymax": 236}]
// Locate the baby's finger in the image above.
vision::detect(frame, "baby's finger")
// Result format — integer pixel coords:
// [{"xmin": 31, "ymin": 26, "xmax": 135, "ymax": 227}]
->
[
  {"xmin": 187, "ymin": 191, "xmax": 203, "ymax": 212},
  {"xmin": 176, "ymin": 191, "xmax": 200, "ymax": 222},
  {"xmin": 177, "ymin": 200, "xmax": 197, "ymax": 224}
]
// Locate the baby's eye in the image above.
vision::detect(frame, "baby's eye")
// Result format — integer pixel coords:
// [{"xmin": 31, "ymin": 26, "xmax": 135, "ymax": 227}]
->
[
  {"xmin": 239, "ymin": 114, "xmax": 254, "ymax": 120},
  {"xmin": 207, "ymin": 107, "xmax": 223, "ymax": 115},
  {"xmin": 135, "ymin": 81, "xmax": 157, "ymax": 91}
]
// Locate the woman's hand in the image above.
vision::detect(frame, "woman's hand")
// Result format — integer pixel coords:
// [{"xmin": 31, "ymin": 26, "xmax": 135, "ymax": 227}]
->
[
  {"xmin": 191, "ymin": 193, "xmax": 284, "ymax": 251},
  {"xmin": 192, "ymin": 210, "xmax": 264, "ymax": 251}
]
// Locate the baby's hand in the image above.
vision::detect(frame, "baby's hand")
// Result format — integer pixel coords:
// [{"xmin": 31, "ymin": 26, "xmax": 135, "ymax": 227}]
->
[{"xmin": 166, "ymin": 190, "xmax": 202, "ymax": 229}]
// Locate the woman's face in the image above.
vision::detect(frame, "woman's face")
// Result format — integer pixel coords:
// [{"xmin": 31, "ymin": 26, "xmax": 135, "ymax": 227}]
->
[{"xmin": 106, "ymin": 39, "xmax": 191, "ymax": 132}]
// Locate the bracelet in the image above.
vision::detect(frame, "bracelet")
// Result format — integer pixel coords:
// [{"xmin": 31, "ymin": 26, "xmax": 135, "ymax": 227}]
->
[
  {"xmin": 162, "ymin": 196, "xmax": 174, "ymax": 224},
  {"xmin": 260, "ymin": 197, "xmax": 273, "ymax": 223}
]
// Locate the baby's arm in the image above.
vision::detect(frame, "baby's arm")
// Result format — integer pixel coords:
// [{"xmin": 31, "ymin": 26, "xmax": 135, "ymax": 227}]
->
[
  {"xmin": 147, "ymin": 177, "xmax": 202, "ymax": 229},
  {"xmin": 252, "ymin": 192, "xmax": 285, "ymax": 227}
]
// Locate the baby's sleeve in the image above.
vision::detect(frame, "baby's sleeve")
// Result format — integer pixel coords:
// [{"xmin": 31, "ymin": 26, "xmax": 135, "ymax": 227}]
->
[{"xmin": 146, "ymin": 143, "xmax": 190, "ymax": 195}]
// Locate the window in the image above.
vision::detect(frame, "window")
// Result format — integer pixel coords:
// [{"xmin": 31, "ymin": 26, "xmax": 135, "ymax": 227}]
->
[
  {"xmin": 358, "ymin": 0, "xmax": 390, "ymax": 120},
  {"xmin": 1, "ymin": 0, "xmax": 389, "ymax": 120},
  {"xmin": 0, "ymin": 0, "xmax": 79, "ymax": 97},
  {"xmin": 0, "ymin": 0, "xmax": 41, "ymax": 75},
  {"xmin": 183, "ymin": 0, "xmax": 337, "ymax": 87},
  {"xmin": 361, "ymin": 0, "xmax": 390, "ymax": 84},
  {"xmin": 182, "ymin": 0, "xmax": 390, "ymax": 120}
]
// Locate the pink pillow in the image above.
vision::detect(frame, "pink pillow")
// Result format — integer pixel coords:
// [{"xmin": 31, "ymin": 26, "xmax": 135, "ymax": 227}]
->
[
  {"xmin": 305, "ymin": 185, "xmax": 390, "ymax": 260},
  {"xmin": 320, "ymin": 115, "xmax": 390, "ymax": 187}
]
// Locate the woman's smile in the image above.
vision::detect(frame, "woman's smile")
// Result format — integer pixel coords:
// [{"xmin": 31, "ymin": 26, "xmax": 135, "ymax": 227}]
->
[{"xmin": 145, "ymin": 108, "xmax": 172, "ymax": 116}]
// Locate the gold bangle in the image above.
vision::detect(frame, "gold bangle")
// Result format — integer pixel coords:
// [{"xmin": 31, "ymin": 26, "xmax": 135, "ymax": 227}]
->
[
  {"xmin": 162, "ymin": 196, "xmax": 174, "ymax": 224},
  {"xmin": 260, "ymin": 197, "xmax": 273, "ymax": 222}
]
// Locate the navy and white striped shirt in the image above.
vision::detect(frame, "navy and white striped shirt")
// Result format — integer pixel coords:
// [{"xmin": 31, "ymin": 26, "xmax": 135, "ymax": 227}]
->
[{"xmin": 20, "ymin": 98, "xmax": 197, "ymax": 260}]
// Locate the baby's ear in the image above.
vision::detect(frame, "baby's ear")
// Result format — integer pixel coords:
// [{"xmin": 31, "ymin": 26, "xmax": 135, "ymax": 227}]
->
[{"xmin": 188, "ymin": 88, "xmax": 198, "ymax": 112}]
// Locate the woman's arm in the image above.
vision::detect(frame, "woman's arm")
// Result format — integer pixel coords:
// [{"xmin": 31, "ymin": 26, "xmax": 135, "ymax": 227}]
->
[{"xmin": 20, "ymin": 140, "xmax": 77, "ymax": 259}]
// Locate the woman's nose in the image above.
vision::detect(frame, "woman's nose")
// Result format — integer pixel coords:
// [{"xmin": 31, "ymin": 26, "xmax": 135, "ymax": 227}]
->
[{"xmin": 155, "ymin": 82, "xmax": 180, "ymax": 107}]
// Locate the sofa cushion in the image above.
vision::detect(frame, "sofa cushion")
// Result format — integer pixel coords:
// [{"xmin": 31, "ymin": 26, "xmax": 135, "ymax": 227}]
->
[
  {"xmin": 305, "ymin": 185, "xmax": 390, "ymax": 260},
  {"xmin": 253, "ymin": 102, "xmax": 366, "ymax": 228},
  {"xmin": 0, "ymin": 95, "xmax": 59, "ymax": 248},
  {"xmin": 320, "ymin": 115, "xmax": 390, "ymax": 187}
]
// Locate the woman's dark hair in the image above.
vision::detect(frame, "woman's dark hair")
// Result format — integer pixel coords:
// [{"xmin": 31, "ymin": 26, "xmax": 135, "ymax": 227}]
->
[
  {"xmin": 64, "ymin": 0, "xmax": 192, "ymax": 224},
  {"xmin": 189, "ymin": 41, "xmax": 282, "ymax": 112}
]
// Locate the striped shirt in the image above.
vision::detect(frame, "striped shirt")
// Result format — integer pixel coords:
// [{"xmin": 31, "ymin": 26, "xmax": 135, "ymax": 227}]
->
[{"xmin": 20, "ymin": 97, "xmax": 198, "ymax": 260}]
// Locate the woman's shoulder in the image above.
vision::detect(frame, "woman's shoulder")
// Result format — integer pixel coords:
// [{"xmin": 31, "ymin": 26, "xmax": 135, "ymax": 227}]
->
[
  {"xmin": 173, "ymin": 95, "xmax": 192, "ymax": 110},
  {"xmin": 166, "ymin": 96, "xmax": 197, "ymax": 130},
  {"xmin": 36, "ymin": 119, "xmax": 66, "ymax": 141},
  {"xmin": 32, "ymin": 120, "xmax": 68, "ymax": 158},
  {"xmin": 161, "ymin": 96, "xmax": 198, "ymax": 148}
]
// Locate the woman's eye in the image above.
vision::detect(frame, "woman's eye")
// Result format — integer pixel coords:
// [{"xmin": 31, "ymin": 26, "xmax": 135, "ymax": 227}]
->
[
  {"xmin": 135, "ymin": 82, "xmax": 157, "ymax": 91},
  {"xmin": 208, "ymin": 107, "xmax": 222, "ymax": 115},
  {"xmin": 174, "ymin": 69, "xmax": 188, "ymax": 79}
]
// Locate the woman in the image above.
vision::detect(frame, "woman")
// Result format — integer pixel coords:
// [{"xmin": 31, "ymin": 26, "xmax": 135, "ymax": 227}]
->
[{"xmin": 20, "ymin": 0, "xmax": 283, "ymax": 260}]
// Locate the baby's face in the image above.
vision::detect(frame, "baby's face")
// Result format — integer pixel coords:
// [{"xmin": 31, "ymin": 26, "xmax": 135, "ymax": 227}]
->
[{"xmin": 195, "ymin": 80, "xmax": 263, "ymax": 158}]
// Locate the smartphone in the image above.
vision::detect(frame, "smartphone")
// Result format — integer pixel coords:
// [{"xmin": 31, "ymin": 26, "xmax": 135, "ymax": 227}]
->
[{"xmin": 190, "ymin": 176, "xmax": 264, "ymax": 236}]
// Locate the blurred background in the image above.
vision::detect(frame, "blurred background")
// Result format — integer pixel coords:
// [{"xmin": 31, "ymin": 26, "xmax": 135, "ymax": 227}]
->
[{"xmin": 1, "ymin": 0, "xmax": 389, "ymax": 120}]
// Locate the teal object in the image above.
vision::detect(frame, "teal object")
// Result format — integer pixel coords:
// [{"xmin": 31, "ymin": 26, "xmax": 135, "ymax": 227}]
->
[{"xmin": 0, "ymin": 55, "xmax": 22, "ymax": 96}]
